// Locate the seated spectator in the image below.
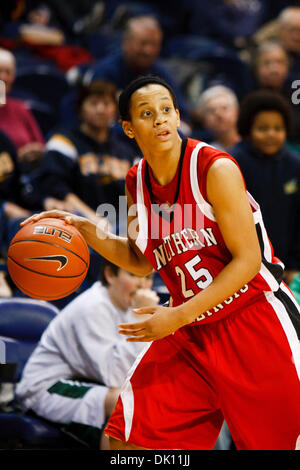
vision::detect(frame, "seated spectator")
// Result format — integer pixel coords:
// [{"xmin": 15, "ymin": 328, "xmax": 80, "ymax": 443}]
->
[
  {"xmin": 17, "ymin": 1, "xmax": 106, "ymax": 44},
  {"xmin": 0, "ymin": 48, "xmax": 45, "ymax": 170},
  {"xmin": 278, "ymin": 5, "xmax": 300, "ymax": 77},
  {"xmin": 253, "ymin": 7, "xmax": 300, "ymax": 93},
  {"xmin": 0, "ymin": 50, "xmax": 61, "ymax": 244},
  {"xmin": 191, "ymin": 85, "xmax": 241, "ymax": 152},
  {"xmin": 252, "ymin": 3, "xmax": 300, "ymax": 48},
  {"xmin": 84, "ymin": 15, "xmax": 190, "ymax": 130},
  {"xmin": 40, "ymin": 80, "xmax": 136, "ymax": 229},
  {"xmin": 251, "ymin": 41, "xmax": 290, "ymax": 93},
  {"xmin": 249, "ymin": 40, "xmax": 300, "ymax": 148},
  {"xmin": 16, "ymin": 260, "xmax": 159, "ymax": 449},
  {"xmin": 231, "ymin": 89, "xmax": 300, "ymax": 284},
  {"xmin": 0, "ymin": 129, "xmax": 32, "ymax": 240}
]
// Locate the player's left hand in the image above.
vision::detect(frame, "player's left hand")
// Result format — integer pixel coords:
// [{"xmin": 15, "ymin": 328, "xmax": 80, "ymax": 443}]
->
[{"xmin": 118, "ymin": 305, "xmax": 187, "ymax": 342}]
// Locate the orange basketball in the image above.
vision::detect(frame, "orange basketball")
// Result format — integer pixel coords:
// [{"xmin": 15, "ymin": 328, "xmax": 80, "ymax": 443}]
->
[{"xmin": 7, "ymin": 218, "xmax": 90, "ymax": 300}]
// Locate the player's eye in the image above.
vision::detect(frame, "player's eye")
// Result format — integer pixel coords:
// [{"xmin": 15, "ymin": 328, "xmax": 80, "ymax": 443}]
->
[
  {"xmin": 163, "ymin": 106, "xmax": 171, "ymax": 113},
  {"xmin": 142, "ymin": 110, "xmax": 152, "ymax": 117}
]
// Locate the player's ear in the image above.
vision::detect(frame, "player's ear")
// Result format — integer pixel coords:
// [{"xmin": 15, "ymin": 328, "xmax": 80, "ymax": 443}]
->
[
  {"xmin": 122, "ymin": 121, "xmax": 135, "ymax": 139},
  {"xmin": 175, "ymin": 108, "xmax": 180, "ymax": 128}
]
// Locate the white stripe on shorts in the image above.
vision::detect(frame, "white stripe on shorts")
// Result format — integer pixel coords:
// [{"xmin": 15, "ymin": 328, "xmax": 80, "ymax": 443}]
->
[
  {"xmin": 264, "ymin": 288, "xmax": 300, "ymax": 381},
  {"xmin": 120, "ymin": 343, "xmax": 152, "ymax": 441}
]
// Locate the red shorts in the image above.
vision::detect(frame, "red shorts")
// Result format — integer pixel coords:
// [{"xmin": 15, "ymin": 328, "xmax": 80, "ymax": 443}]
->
[{"xmin": 105, "ymin": 284, "xmax": 300, "ymax": 450}]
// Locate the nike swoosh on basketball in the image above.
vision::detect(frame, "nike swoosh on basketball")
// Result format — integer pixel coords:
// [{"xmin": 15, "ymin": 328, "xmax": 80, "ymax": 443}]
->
[{"xmin": 25, "ymin": 255, "xmax": 68, "ymax": 271}]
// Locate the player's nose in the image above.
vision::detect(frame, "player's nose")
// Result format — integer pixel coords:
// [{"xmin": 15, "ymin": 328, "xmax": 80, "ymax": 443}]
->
[{"xmin": 154, "ymin": 112, "xmax": 167, "ymax": 126}]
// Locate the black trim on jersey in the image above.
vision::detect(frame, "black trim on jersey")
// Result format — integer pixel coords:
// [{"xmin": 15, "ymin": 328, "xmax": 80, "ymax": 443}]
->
[
  {"xmin": 145, "ymin": 138, "xmax": 187, "ymax": 221},
  {"xmin": 274, "ymin": 288, "xmax": 300, "ymax": 340},
  {"xmin": 255, "ymin": 223, "xmax": 284, "ymax": 285}
]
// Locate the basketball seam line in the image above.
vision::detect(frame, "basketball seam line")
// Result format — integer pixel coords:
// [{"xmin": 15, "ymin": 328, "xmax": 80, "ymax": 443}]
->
[
  {"xmin": 9, "ymin": 239, "xmax": 89, "ymax": 267},
  {"xmin": 8, "ymin": 255, "xmax": 87, "ymax": 278}
]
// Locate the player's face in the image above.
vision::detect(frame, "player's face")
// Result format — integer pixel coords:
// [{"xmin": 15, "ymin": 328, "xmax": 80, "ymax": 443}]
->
[
  {"xmin": 123, "ymin": 84, "xmax": 180, "ymax": 154},
  {"xmin": 108, "ymin": 269, "xmax": 151, "ymax": 310},
  {"xmin": 80, "ymin": 94, "xmax": 116, "ymax": 129},
  {"xmin": 249, "ymin": 111, "xmax": 286, "ymax": 155}
]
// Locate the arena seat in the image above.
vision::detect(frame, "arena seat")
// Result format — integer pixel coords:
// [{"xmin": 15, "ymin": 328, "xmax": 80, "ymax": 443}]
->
[
  {"xmin": 12, "ymin": 65, "xmax": 70, "ymax": 112},
  {"xmin": 0, "ymin": 298, "xmax": 84, "ymax": 449},
  {"xmin": 162, "ymin": 36, "xmax": 252, "ymax": 99},
  {"xmin": 25, "ymin": 99, "xmax": 57, "ymax": 137},
  {"xmin": 85, "ymin": 31, "xmax": 122, "ymax": 59}
]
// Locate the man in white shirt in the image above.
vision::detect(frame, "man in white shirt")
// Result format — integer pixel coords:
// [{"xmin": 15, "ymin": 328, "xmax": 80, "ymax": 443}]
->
[{"xmin": 16, "ymin": 260, "xmax": 159, "ymax": 449}]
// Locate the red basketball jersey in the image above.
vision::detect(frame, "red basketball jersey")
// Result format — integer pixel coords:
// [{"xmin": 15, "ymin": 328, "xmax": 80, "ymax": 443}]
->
[{"xmin": 126, "ymin": 138, "xmax": 284, "ymax": 325}]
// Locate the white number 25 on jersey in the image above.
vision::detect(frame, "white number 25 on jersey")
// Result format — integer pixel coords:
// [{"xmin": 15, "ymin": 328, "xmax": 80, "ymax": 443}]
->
[{"xmin": 175, "ymin": 254, "xmax": 213, "ymax": 298}]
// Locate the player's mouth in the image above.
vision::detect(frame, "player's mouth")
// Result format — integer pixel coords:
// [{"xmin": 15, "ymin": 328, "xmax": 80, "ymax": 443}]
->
[{"xmin": 156, "ymin": 129, "xmax": 171, "ymax": 140}]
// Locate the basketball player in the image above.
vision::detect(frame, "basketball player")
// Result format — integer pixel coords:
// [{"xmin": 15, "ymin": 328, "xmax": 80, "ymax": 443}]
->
[{"xmin": 22, "ymin": 76, "xmax": 300, "ymax": 450}]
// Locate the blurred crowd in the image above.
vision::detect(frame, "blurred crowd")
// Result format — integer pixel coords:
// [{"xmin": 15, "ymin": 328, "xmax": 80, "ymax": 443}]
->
[{"xmin": 1, "ymin": 0, "xmax": 300, "ymax": 450}]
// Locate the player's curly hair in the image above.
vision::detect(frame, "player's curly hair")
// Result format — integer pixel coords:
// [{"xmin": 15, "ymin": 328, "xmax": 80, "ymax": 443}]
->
[{"xmin": 237, "ymin": 89, "xmax": 293, "ymax": 137}]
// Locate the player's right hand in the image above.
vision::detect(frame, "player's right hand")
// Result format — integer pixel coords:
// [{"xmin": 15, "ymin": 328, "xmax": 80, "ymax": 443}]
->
[{"xmin": 20, "ymin": 210, "xmax": 88, "ymax": 230}]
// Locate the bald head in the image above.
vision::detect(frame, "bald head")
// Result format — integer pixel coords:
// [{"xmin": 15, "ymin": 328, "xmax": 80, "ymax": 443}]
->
[
  {"xmin": 0, "ymin": 48, "xmax": 16, "ymax": 94},
  {"xmin": 278, "ymin": 7, "xmax": 300, "ymax": 53},
  {"xmin": 123, "ymin": 16, "xmax": 163, "ymax": 71},
  {"xmin": 279, "ymin": 7, "xmax": 300, "ymax": 24}
]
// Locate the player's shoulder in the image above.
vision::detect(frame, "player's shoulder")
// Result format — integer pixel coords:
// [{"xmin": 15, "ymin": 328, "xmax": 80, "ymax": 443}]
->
[
  {"xmin": 126, "ymin": 160, "xmax": 139, "ymax": 179},
  {"xmin": 186, "ymin": 138, "xmax": 237, "ymax": 168},
  {"xmin": 186, "ymin": 139, "xmax": 242, "ymax": 199}
]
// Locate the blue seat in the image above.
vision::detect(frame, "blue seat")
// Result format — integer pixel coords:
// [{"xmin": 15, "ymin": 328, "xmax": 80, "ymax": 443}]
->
[
  {"xmin": 162, "ymin": 36, "xmax": 252, "ymax": 99},
  {"xmin": 25, "ymin": 99, "xmax": 58, "ymax": 137},
  {"xmin": 86, "ymin": 31, "xmax": 122, "ymax": 59},
  {"xmin": 12, "ymin": 65, "xmax": 70, "ymax": 112},
  {"xmin": 152, "ymin": 272, "xmax": 170, "ymax": 305},
  {"xmin": 0, "ymin": 298, "xmax": 81, "ymax": 448},
  {"xmin": 0, "ymin": 298, "xmax": 59, "ymax": 381}
]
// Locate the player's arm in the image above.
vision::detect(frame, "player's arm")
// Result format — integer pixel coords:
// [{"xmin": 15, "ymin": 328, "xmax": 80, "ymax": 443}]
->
[
  {"xmin": 184, "ymin": 158, "xmax": 262, "ymax": 313},
  {"xmin": 21, "ymin": 185, "xmax": 153, "ymax": 277},
  {"xmin": 119, "ymin": 159, "xmax": 262, "ymax": 341}
]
